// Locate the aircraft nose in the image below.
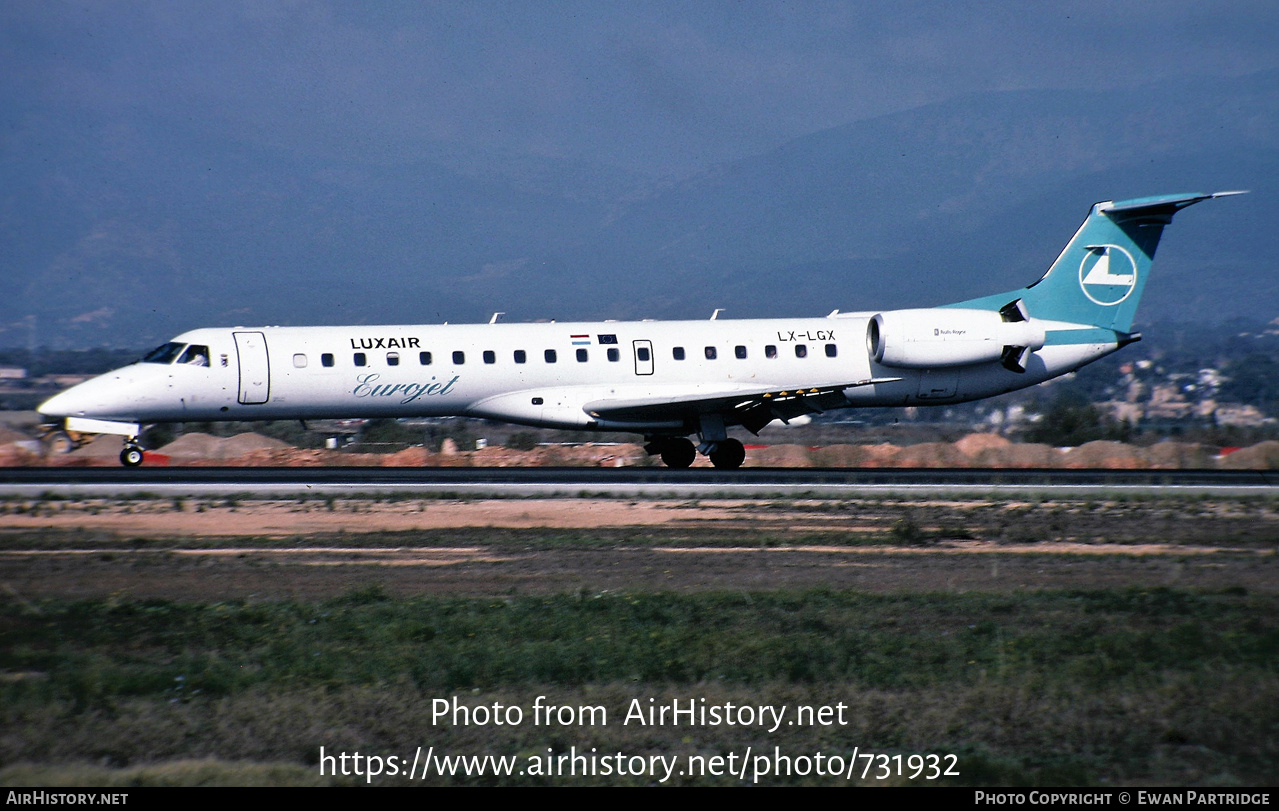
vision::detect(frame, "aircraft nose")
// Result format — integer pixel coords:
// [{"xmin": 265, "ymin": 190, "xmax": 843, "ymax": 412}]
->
[
  {"xmin": 38, "ymin": 371, "xmax": 141, "ymax": 421},
  {"xmin": 38, "ymin": 385, "xmax": 91, "ymax": 419}
]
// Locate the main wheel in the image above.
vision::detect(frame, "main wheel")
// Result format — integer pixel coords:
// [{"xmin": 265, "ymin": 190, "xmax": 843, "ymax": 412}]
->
[
  {"xmin": 120, "ymin": 446, "xmax": 145, "ymax": 467},
  {"xmin": 659, "ymin": 437, "xmax": 696, "ymax": 469},
  {"xmin": 708, "ymin": 438, "xmax": 746, "ymax": 469}
]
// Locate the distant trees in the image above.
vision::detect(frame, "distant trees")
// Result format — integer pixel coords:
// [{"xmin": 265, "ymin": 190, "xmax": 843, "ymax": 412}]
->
[
  {"xmin": 504, "ymin": 431, "xmax": 540, "ymax": 451},
  {"xmin": 1218, "ymin": 352, "xmax": 1279, "ymax": 414},
  {"xmin": 1021, "ymin": 392, "xmax": 1130, "ymax": 447},
  {"xmin": 360, "ymin": 418, "xmax": 476, "ymax": 452}
]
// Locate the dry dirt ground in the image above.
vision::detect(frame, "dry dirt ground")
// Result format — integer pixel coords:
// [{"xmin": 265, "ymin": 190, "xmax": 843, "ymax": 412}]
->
[
  {"xmin": 7, "ymin": 430, "xmax": 1279, "ymax": 469},
  {"xmin": 2, "ymin": 495, "xmax": 1276, "ymax": 600}
]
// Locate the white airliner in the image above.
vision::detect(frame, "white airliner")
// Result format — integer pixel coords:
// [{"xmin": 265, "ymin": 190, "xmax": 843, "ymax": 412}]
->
[{"xmin": 38, "ymin": 191, "xmax": 1241, "ymax": 468}]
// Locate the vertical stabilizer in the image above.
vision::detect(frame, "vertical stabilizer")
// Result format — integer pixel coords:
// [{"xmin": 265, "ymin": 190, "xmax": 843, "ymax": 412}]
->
[{"xmin": 951, "ymin": 191, "xmax": 1243, "ymax": 333}]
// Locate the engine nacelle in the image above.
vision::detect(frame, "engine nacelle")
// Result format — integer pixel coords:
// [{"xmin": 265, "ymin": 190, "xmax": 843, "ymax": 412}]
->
[{"xmin": 867, "ymin": 308, "xmax": 1046, "ymax": 369}]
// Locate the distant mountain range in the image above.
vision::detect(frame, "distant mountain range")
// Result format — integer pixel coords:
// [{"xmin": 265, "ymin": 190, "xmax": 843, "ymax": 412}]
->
[{"xmin": 2, "ymin": 70, "xmax": 1275, "ymax": 348}]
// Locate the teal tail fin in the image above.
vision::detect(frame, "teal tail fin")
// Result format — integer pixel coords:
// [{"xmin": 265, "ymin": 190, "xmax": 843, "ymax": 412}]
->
[{"xmin": 952, "ymin": 191, "xmax": 1244, "ymax": 333}]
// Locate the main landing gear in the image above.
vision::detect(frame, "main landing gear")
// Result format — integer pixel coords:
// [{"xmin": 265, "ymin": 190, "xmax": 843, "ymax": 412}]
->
[
  {"xmin": 647, "ymin": 436, "xmax": 697, "ymax": 468},
  {"xmin": 707, "ymin": 438, "xmax": 746, "ymax": 470},
  {"xmin": 120, "ymin": 439, "xmax": 145, "ymax": 467},
  {"xmin": 645, "ymin": 436, "xmax": 746, "ymax": 469}
]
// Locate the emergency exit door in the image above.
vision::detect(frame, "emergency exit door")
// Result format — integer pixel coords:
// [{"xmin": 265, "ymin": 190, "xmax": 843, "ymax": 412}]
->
[{"xmin": 234, "ymin": 331, "xmax": 271, "ymax": 404}]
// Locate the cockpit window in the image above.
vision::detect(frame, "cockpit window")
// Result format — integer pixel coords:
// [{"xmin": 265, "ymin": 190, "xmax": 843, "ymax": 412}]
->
[
  {"xmin": 143, "ymin": 342, "xmax": 186, "ymax": 364},
  {"xmin": 178, "ymin": 345, "xmax": 210, "ymax": 366}
]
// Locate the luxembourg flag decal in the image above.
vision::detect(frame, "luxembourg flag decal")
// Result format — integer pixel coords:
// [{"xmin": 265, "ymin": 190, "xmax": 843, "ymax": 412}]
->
[{"xmin": 571, "ymin": 334, "xmax": 591, "ymax": 345}]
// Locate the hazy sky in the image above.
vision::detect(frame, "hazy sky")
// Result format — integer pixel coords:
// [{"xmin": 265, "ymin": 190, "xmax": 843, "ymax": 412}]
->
[{"xmin": 5, "ymin": 1, "xmax": 1278, "ymax": 177}]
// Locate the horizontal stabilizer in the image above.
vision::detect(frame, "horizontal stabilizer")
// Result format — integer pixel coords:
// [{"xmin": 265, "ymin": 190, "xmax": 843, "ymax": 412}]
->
[{"xmin": 1098, "ymin": 190, "xmax": 1247, "ymax": 215}]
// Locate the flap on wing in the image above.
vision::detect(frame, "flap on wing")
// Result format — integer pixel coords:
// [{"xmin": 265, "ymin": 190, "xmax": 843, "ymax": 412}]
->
[{"xmin": 583, "ymin": 378, "xmax": 901, "ymax": 424}]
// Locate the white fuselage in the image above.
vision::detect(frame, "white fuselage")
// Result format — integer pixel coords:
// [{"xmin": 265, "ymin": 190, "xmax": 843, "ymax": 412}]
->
[
  {"xmin": 36, "ymin": 190, "xmax": 1233, "ymax": 468},
  {"xmin": 39, "ymin": 314, "xmax": 1119, "ymax": 436}
]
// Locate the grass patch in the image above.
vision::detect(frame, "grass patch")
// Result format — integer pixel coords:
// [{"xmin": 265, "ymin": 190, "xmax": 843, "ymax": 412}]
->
[
  {"xmin": 0, "ymin": 587, "xmax": 1275, "ymax": 785},
  {"xmin": 5, "ymin": 588, "xmax": 1272, "ymax": 698},
  {"xmin": 0, "ymin": 759, "xmax": 339, "ymax": 787},
  {"xmin": 3, "ymin": 491, "xmax": 1277, "ymax": 785}
]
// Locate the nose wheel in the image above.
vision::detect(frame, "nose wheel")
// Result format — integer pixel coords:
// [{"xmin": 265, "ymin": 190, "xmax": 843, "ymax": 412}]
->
[{"xmin": 120, "ymin": 442, "xmax": 145, "ymax": 467}]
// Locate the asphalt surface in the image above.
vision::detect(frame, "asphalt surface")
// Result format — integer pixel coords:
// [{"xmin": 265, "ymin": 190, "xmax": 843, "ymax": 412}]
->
[{"xmin": 1, "ymin": 466, "xmax": 1275, "ymax": 498}]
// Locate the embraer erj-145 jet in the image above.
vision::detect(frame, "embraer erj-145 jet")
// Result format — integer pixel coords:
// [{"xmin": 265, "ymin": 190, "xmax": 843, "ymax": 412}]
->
[{"xmin": 39, "ymin": 191, "xmax": 1242, "ymax": 468}]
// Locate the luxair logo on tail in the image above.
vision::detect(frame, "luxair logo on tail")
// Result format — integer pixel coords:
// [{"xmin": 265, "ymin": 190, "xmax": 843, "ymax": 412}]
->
[{"xmin": 1078, "ymin": 244, "xmax": 1138, "ymax": 306}]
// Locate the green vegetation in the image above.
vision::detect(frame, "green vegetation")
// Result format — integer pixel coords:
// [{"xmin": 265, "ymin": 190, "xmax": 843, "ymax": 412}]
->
[
  {"xmin": 3, "ymin": 589, "xmax": 1273, "ymax": 695},
  {"xmin": 356, "ymin": 418, "xmax": 475, "ymax": 452},
  {"xmin": 1, "ymin": 588, "xmax": 1275, "ymax": 785},
  {"xmin": 2, "ymin": 495, "xmax": 1276, "ymax": 785},
  {"xmin": 1020, "ymin": 392, "xmax": 1130, "ymax": 447},
  {"xmin": 504, "ymin": 431, "xmax": 541, "ymax": 451},
  {"xmin": 1219, "ymin": 351, "xmax": 1279, "ymax": 416}
]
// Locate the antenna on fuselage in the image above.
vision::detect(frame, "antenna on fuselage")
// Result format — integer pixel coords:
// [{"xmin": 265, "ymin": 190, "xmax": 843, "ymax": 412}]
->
[
  {"xmin": 489, "ymin": 312, "xmax": 504, "ymax": 324},
  {"xmin": 710, "ymin": 309, "xmax": 724, "ymax": 320}
]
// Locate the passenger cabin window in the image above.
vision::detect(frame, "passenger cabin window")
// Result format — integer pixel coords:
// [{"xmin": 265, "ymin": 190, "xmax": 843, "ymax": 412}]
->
[
  {"xmin": 607, "ymin": 348, "xmax": 620, "ymax": 362},
  {"xmin": 321, "ymin": 353, "xmax": 335, "ymax": 368},
  {"xmin": 576, "ymin": 348, "xmax": 588, "ymax": 362},
  {"xmin": 825, "ymin": 343, "xmax": 837, "ymax": 358},
  {"xmin": 354, "ymin": 352, "xmax": 367, "ymax": 367},
  {"xmin": 483, "ymin": 350, "xmax": 496, "ymax": 364},
  {"xmin": 545, "ymin": 349, "xmax": 557, "ymax": 363},
  {"xmin": 292, "ymin": 353, "xmax": 307, "ymax": 368},
  {"xmin": 765, "ymin": 345, "xmax": 778, "ymax": 359},
  {"xmin": 735, "ymin": 345, "xmax": 747, "ymax": 359},
  {"xmin": 453, "ymin": 351, "xmax": 465, "ymax": 365},
  {"xmin": 419, "ymin": 351, "xmax": 432, "ymax": 365},
  {"xmin": 514, "ymin": 350, "xmax": 526, "ymax": 364},
  {"xmin": 386, "ymin": 352, "xmax": 399, "ymax": 366},
  {"xmin": 705, "ymin": 346, "xmax": 717, "ymax": 360},
  {"xmin": 795, "ymin": 344, "xmax": 808, "ymax": 358},
  {"xmin": 178, "ymin": 345, "xmax": 210, "ymax": 367},
  {"xmin": 673, "ymin": 347, "xmax": 685, "ymax": 361},
  {"xmin": 143, "ymin": 342, "xmax": 185, "ymax": 365}
]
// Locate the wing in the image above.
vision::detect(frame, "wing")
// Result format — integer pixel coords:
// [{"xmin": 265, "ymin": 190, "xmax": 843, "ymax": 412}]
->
[{"xmin": 584, "ymin": 377, "xmax": 900, "ymax": 434}]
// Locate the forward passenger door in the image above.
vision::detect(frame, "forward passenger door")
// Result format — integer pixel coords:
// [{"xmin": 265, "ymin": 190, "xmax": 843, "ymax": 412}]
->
[{"xmin": 234, "ymin": 331, "xmax": 271, "ymax": 404}]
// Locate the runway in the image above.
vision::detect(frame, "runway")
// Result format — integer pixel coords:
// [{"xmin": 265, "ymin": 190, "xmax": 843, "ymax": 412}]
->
[{"xmin": 1, "ymin": 466, "xmax": 1275, "ymax": 498}]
